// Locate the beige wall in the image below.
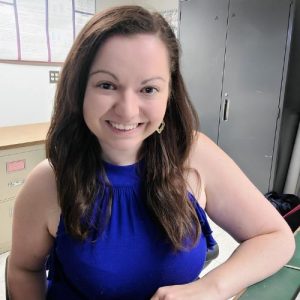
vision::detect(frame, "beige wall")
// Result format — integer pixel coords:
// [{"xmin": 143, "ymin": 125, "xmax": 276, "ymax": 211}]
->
[{"xmin": 96, "ymin": 0, "xmax": 178, "ymax": 12}]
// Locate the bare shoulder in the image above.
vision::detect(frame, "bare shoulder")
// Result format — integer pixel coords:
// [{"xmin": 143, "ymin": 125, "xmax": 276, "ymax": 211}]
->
[
  {"xmin": 189, "ymin": 132, "xmax": 291, "ymax": 242},
  {"xmin": 189, "ymin": 131, "xmax": 228, "ymax": 170},
  {"xmin": 25, "ymin": 158, "xmax": 56, "ymax": 188},
  {"xmin": 185, "ymin": 132, "xmax": 216, "ymax": 207},
  {"xmin": 16, "ymin": 159, "xmax": 60, "ymax": 236},
  {"xmin": 188, "ymin": 132, "xmax": 225, "ymax": 190},
  {"xmin": 10, "ymin": 159, "xmax": 60, "ymax": 271},
  {"xmin": 16, "ymin": 159, "xmax": 58, "ymax": 211},
  {"xmin": 189, "ymin": 131, "xmax": 250, "ymax": 185}
]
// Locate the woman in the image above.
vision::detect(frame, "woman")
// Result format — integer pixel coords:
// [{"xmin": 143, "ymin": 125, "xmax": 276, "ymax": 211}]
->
[{"xmin": 8, "ymin": 5, "xmax": 295, "ymax": 299}]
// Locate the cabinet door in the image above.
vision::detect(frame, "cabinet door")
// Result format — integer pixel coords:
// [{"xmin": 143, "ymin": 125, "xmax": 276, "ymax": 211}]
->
[
  {"xmin": 218, "ymin": 0, "xmax": 292, "ymax": 193},
  {"xmin": 179, "ymin": 0, "xmax": 229, "ymax": 142}
]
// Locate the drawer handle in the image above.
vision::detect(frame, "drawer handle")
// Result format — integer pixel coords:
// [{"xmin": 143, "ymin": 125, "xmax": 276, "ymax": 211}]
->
[{"xmin": 8, "ymin": 179, "xmax": 25, "ymax": 188}]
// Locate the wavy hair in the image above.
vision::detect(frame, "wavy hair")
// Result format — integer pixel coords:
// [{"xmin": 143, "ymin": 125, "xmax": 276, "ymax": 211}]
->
[{"xmin": 46, "ymin": 5, "xmax": 200, "ymax": 250}]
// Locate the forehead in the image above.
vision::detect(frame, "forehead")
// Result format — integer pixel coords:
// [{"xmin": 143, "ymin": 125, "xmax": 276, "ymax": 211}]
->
[{"xmin": 90, "ymin": 33, "xmax": 170, "ymax": 72}]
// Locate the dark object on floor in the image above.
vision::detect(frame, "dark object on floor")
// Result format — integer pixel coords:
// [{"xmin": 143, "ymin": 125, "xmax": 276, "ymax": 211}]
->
[
  {"xmin": 265, "ymin": 192, "xmax": 300, "ymax": 232},
  {"xmin": 284, "ymin": 205, "xmax": 300, "ymax": 233}
]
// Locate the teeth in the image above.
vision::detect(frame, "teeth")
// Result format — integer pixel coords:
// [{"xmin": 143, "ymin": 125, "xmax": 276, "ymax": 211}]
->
[{"xmin": 109, "ymin": 121, "xmax": 139, "ymax": 131}]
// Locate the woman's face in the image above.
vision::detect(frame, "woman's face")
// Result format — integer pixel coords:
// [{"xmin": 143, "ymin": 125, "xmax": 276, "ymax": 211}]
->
[{"xmin": 83, "ymin": 33, "xmax": 170, "ymax": 164}]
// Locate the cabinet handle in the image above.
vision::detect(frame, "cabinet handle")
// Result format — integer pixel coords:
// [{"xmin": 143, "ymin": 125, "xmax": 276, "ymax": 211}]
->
[
  {"xmin": 223, "ymin": 99, "xmax": 230, "ymax": 121},
  {"xmin": 8, "ymin": 179, "xmax": 25, "ymax": 188}
]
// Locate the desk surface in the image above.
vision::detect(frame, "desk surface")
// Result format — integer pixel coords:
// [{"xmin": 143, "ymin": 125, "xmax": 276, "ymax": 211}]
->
[
  {"xmin": 0, "ymin": 122, "xmax": 49, "ymax": 150},
  {"xmin": 237, "ymin": 230, "xmax": 300, "ymax": 300}
]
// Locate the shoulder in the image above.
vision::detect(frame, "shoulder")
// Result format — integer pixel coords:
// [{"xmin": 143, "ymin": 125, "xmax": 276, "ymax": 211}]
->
[
  {"xmin": 188, "ymin": 131, "xmax": 254, "ymax": 206},
  {"xmin": 185, "ymin": 132, "xmax": 216, "ymax": 207},
  {"xmin": 28, "ymin": 159, "xmax": 56, "ymax": 189},
  {"xmin": 10, "ymin": 159, "xmax": 60, "ymax": 271},
  {"xmin": 188, "ymin": 132, "xmax": 290, "ymax": 242},
  {"xmin": 189, "ymin": 131, "xmax": 229, "ymax": 169},
  {"xmin": 18, "ymin": 159, "xmax": 57, "ymax": 206},
  {"xmin": 187, "ymin": 132, "xmax": 223, "ymax": 194},
  {"xmin": 14, "ymin": 159, "xmax": 60, "ymax": 237},
  {"xmin": 189, "ymin": 131, "xmax": 241, "ymax": 186},
  {"xmin": 186, "ymin": 132, "xmax": 228, "ymax": 206}
]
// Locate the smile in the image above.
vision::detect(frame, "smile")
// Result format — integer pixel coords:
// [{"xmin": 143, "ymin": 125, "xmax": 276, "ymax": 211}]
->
[{"xmin": 108, "ymin": 121, "xmax": 140, "ymax": 131}]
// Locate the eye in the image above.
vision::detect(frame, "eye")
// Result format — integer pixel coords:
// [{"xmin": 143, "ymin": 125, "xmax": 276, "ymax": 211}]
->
[
  {"xmin": 97, "ymin": 82, "xmax": 116, "ymax": 90},
  {"xmin": 141, "ymin": 86, "xmax": 158, "ymax": 95}
]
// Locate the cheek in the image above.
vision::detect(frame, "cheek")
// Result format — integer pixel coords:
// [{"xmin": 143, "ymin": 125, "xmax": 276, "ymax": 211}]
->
[
  {"xmin": 82, "ymin": 98, "xmax": 92, "ymax": 122},
  {"xmin": 83, "ymin": 94, "xmax": 107, "ymax": 117},
  {"xmin": 151, "ymin": 99, "xmax": 168, "ymax": 119},
  {"xmin": 82, "ymin": 96, "xmax": 100, "ymax": 127},
  {"xmin": 144, "ymin": 101, "xmax": 164, "ymax": 116}
]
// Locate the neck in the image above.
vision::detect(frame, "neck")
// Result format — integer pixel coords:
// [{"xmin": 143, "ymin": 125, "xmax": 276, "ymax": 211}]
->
[{"xmin": 101, "ymin": 149, "xmax": 139, "ymax": 166}]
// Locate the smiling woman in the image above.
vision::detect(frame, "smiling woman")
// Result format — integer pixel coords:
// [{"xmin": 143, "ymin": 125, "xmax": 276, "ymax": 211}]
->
[
  {"xmin": 7, "ymin": 5, "xmax": 295, "ymax": 300},
  {"xmin": 83, "ymin": 34, "xmax": 170, "ymax": 165}
]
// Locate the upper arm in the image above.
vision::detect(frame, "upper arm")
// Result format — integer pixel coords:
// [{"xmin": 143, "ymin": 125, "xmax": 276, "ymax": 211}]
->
[
  {"xmin": 10, "ymin": 159, "xmax": 59, "ymax": 272},
  {"xmin": 190, "ymin": 133, "xmax": 291, "ymax": 243}
]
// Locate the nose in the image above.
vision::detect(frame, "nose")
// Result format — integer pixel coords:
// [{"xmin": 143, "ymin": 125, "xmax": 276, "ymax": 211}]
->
[{"xmin": 113, "ymin": 89, "xmax": 140, "ymax": 121}]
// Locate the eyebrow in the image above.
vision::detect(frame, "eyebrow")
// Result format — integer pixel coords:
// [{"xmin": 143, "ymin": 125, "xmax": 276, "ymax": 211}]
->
[
  {"xmin": 89, "ymin": 69, "xmax": 118, "ymax": 81},
  {"xmin": 89, "ymin": 69, "xmax": 166, "ymax": 84},
  {"xmin": 141, "ymin": 77, "xmax": 166, "ymax": 84}
]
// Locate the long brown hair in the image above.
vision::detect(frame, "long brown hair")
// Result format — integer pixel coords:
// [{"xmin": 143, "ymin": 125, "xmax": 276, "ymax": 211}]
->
[{"xmin": 46, "ymin": 5, "xmax": 200, "ymax": 250}]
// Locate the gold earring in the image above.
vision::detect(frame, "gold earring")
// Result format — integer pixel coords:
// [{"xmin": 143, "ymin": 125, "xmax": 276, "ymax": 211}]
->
[{"xmin": 156, "ymin": 121, "xmax": 165, "ymax": 134}]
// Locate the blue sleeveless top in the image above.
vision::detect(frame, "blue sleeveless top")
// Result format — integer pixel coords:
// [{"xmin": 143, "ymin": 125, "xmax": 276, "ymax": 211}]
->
[{"xmin": 47, "ymin": 161, "xmax": 216, "ymax": 300}]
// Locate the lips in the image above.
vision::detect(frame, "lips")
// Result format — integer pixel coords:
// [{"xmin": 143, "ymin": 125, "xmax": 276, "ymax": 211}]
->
[{"xmin": 108, "ymin": 121, "xmax": 140, "ymax": 131}]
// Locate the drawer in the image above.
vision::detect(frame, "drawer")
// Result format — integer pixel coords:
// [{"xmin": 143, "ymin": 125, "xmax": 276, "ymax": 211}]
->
[
  {"xmin": 0, "ymin": 196, "xmax": 15, "ymax": 254},
  {"xmin": 0, "ymin": 144, "xmax": 46, "ymax": 199}
]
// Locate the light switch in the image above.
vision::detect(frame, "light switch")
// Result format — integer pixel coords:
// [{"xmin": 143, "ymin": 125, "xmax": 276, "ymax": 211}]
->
[{"xmin": 49, "ymin": 70, "xmax": 59, "ymax": 83}]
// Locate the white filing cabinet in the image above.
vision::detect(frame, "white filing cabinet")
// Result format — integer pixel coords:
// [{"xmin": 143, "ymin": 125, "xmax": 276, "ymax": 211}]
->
[
  {"xmin": 0, "ymin": 144, "xmax": 46, "ymax": 253},
  {"xmin": 0, "ymin": 123, "xmax": 48, "ymax": 254}
]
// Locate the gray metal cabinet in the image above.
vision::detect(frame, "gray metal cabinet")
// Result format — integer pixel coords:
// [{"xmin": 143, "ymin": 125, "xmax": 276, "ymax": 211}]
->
[
  {"xmin": 179, "ymin": 0, "xmax": 294, "ymax": 193},
  {"xmin": 180, "ymin": 0, "xmax": 229, "ymax": 142}
]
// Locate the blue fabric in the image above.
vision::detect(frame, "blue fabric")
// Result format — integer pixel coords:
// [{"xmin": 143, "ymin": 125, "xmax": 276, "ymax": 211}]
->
[{"xmin": 47, "ymin": 161, "xmax": 217, "ymax": 300}]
